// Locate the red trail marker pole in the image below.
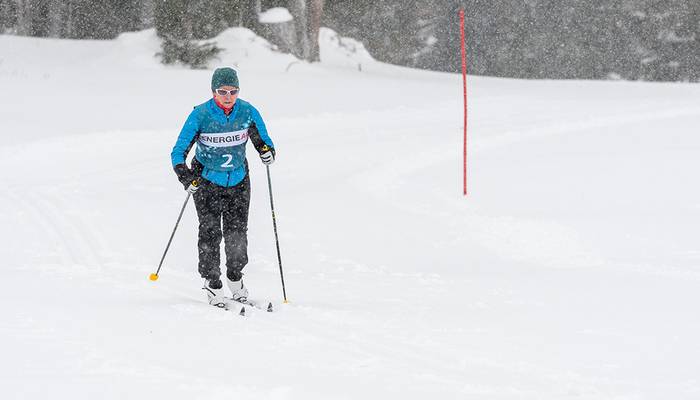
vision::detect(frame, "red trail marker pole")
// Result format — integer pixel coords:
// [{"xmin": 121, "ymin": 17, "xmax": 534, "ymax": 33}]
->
[{"xmin": 460, "ymin": 9, "xmax": 468, "ymax": 196}]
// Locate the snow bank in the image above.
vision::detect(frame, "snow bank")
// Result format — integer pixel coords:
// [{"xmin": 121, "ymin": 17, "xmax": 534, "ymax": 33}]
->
[
  {"xmin": 259, "ymin": 7, "xmax": 294, "ymax": 24},
  {"xmin": 318, "ymin": 27, "xmax": 376, "ymax": 70}
]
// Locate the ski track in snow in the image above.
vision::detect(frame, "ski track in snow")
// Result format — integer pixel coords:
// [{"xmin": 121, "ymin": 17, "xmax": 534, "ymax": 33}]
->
[{"xmin": 1, "ymin": 29, "xmax": 700, "ymax": 399}]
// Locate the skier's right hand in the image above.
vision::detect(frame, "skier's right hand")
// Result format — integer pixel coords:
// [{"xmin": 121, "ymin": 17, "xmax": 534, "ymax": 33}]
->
[{"xmin": 174, "ymin": 164, "xmax": 196, "ymax": 191}]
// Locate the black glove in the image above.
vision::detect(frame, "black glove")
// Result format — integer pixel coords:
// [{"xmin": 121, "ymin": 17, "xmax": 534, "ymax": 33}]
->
[{"xmin": 174, "ymin": 164, "xmax": 196, "ymax": 190}]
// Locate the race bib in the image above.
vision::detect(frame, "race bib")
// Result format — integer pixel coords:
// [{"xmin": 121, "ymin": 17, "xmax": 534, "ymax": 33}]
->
[{"xmin": 198, "ymin": 129, "xmax": 249, "ymax": 148}]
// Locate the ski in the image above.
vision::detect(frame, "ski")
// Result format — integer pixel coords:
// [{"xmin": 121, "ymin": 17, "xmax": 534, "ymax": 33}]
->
[
  {"xmin": 203, "ymin": 284, "xmax": 274, "ymax": 315},
  {"xmin": 205, "ymin": 296, "xmax": 247, "ymax": 316},
  {"xmin": 225, "ymin": 297, "xmax": 274, "ymax": 313},
  {"xmin": 223, "ymin": 301, "xmax": 248, "ymax": 316}
]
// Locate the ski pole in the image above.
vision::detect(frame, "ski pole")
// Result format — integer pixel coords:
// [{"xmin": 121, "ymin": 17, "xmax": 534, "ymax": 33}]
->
[
  {"xmin": 265, "ymin": 165, "xmax": 288, "ymax": 303},
  {"xmin": 149, "ymin": 181, "xmax": 198, "ymax": 281}
]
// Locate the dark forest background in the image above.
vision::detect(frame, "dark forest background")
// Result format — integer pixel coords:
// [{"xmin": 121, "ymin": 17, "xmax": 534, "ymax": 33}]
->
[{"xmin": 1, "ymin": 0, "xmax": 698, "ymax": 82}]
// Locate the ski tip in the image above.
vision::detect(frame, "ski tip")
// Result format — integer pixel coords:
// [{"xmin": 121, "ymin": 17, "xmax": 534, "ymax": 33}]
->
[
  {"xmin": 239, "ymin": 306, "xmax": 246, "ymax": 316},
  {"xmin": 267, "ymin": 302, "xmax": 273, "ymax": 312}
]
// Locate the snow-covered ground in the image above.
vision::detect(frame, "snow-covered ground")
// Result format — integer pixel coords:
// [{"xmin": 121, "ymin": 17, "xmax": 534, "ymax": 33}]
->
[{"xmin": 1, "ymin": 28, "xmax": 699, "ymax": 399}]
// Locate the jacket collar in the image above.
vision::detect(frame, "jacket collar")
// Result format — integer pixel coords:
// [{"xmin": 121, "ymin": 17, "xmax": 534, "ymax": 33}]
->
[{"xmin": 208, "ymin": 98, "xmax": 237, "ymax": 120}]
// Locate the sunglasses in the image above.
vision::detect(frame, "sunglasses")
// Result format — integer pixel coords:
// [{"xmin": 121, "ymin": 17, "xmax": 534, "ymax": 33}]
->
[{"xmin": 215, "ymin": 88, "xmax": 239, "ymax": 96}]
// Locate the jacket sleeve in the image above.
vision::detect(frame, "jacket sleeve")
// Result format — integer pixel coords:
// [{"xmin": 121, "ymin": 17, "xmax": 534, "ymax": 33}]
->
[
  {"xmin": 171, "ymin": 108, "xmax": 200, "ymax": 167},
  {"xmin": 248, "ymin": 105, "xmax": 275, "ymax": 156}
]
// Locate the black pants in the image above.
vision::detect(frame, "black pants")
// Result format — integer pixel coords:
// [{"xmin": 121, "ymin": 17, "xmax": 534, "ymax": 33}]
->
[{"xmin": 193, "ymin": 174, "xmax": 250, "ymax": 282}]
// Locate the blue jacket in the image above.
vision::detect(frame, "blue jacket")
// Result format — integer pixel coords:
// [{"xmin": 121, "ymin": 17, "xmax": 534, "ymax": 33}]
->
[{"xmin": 171, "ymin": 98, "xmax": 274, "ymax": 187}]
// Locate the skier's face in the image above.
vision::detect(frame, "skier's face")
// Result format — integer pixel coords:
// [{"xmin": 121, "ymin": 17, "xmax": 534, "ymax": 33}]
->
[{"xmin": 213, "ymin": 85, "xmax": 239, "ymax": 108}]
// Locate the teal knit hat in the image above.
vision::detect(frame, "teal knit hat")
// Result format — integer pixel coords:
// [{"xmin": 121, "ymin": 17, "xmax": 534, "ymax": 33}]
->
[{"xmin": 211, "ymin": 67, "xmax": 239, "ymax": 90}]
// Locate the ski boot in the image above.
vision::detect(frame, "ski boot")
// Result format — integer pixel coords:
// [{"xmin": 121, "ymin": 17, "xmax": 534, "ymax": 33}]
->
[
  {"xmin": 202, "ymin": 278, "xmax": 226, "ymax": 308},
  {"xmin": 226, "ymin": 271, "xmax": 249, "ymax": 302}
]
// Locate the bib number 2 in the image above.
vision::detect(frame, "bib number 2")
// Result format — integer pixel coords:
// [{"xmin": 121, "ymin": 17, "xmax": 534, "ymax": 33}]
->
[{"xmin": 221, "ymin": 154, "xmax": 234, "ymax": 168}]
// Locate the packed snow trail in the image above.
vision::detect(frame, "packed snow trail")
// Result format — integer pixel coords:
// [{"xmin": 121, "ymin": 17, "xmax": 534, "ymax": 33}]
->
[{"xmin": 1, "ymin": 29, "xmax": 700, "ymax": 399}]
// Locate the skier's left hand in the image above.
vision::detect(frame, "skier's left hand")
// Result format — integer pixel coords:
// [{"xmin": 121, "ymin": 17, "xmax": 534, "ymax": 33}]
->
[
  {"xmin": 260, "ymin": 150, "xmax": 275, "ymax": 165},
  {"xmin": 186, "ymin": 181, "xmax": 200, "ymax": 193}
]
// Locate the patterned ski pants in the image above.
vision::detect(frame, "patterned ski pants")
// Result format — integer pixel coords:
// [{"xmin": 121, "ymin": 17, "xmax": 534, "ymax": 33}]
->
[{"xmin": 192, "ymin": 174, "xmax": 250, "ymax": 282}]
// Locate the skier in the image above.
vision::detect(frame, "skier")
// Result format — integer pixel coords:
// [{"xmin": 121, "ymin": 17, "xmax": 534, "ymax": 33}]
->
[{"xmin": 170, "ymin": 67, "xmax": 275, "ymax": 307}]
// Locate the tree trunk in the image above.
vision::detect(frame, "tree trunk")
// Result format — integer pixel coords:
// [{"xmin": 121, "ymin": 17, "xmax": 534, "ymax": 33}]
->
[
  {"xmin": 261, "ymin": 19, "xmax": 297, "ymax": 55},
  {"xmin": 288, "ymin": 0, "xmax": 308, "ymax": 59},
  {"xmin": 241, "ymin": 0, "xmax": 261, "ymax": 31},
  {"xmin": 47, "ymin": 0, "xmax": 66, "ymax": 37},
  {"xmin": 306, "ymin": 0, "xmax": 324, "ymax": 62},
  {"xmin": 288, "ymin": 0, "xmax": 324, "ymax": 61},
  {"xmin": 0, "ymin": 0, "xmax": 17, "ymax": 33},
  {"xmin": 14, "ymin": 0, "xmax": 29, "ymax": 36},
  {"xmin": 140, "ymin": 0, "xmax": 155, "ymax": 29}
]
